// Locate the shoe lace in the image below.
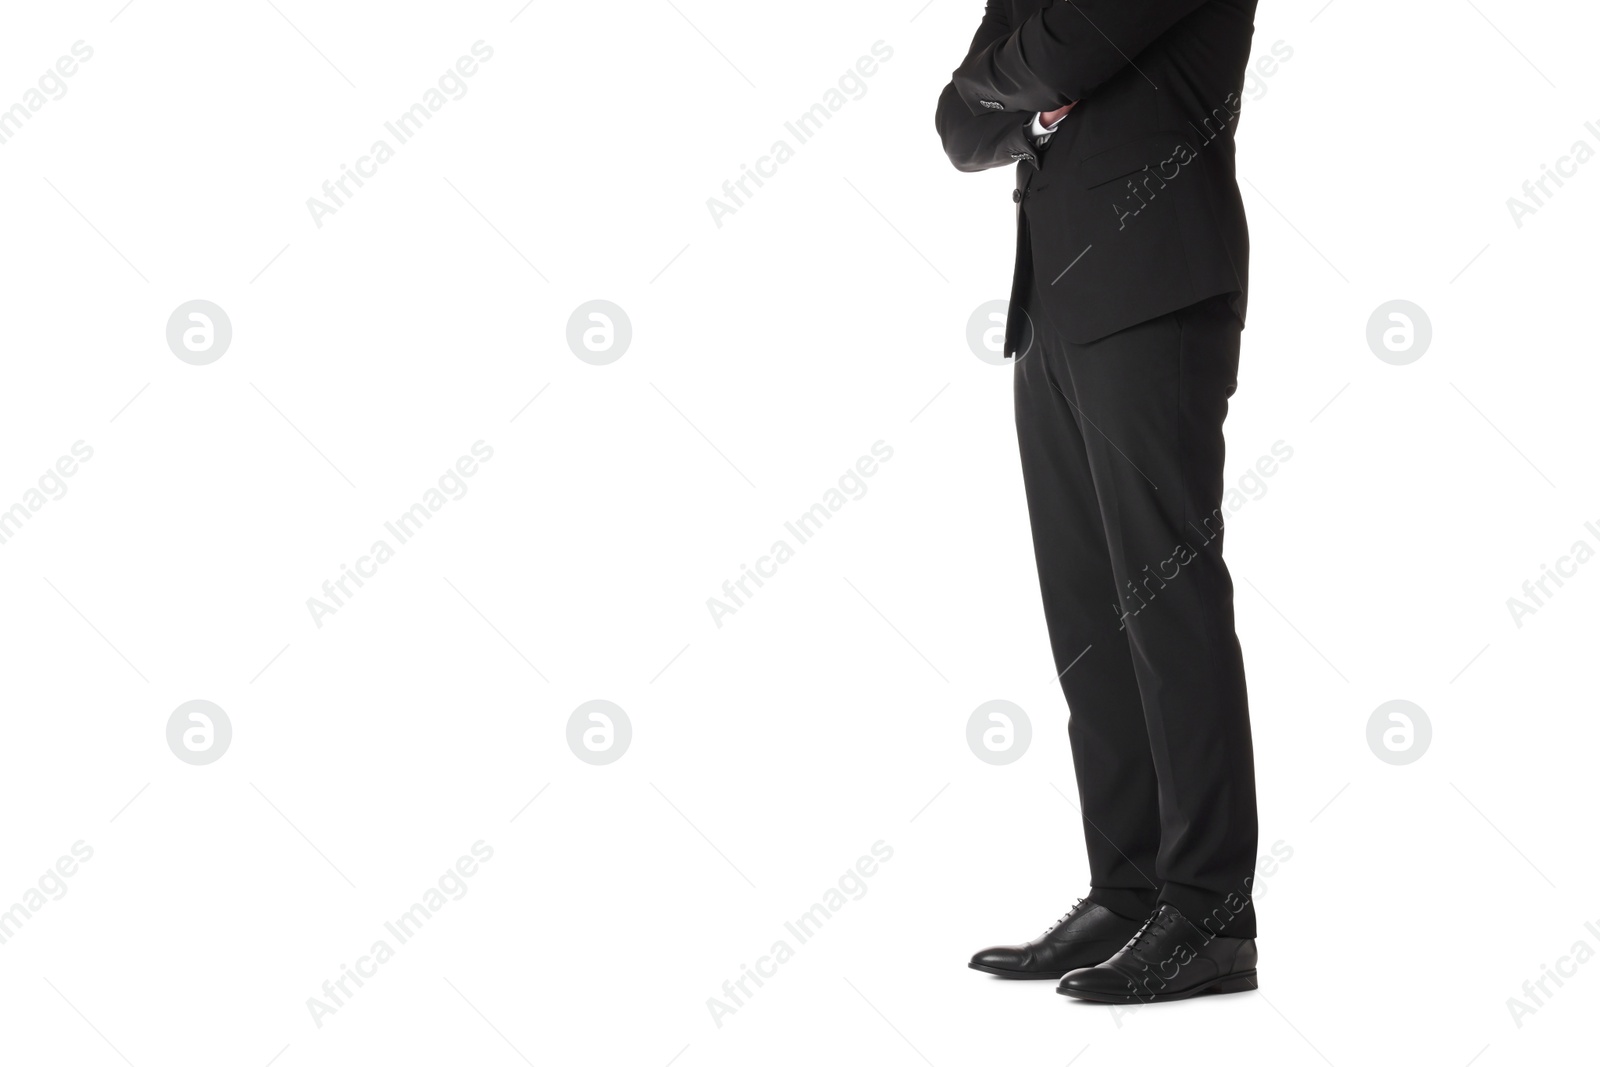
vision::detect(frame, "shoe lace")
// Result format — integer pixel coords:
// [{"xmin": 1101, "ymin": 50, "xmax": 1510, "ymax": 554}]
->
[
  {"xmin": 1124, "ymin": 908, "xmax": 1173, "ymax": 954},
  {"xmin": 1043, "ymin": 897, "xmax": 1088, "ymax": 935}
]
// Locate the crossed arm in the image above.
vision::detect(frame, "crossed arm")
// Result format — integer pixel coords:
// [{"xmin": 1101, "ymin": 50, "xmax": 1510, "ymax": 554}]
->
[
  {"xmin": 935, "ymin": 0, "xmax": 1206, "ymax": 170},
  {"xmin": 934, "ymin": 81, "xmax": 1040, "ymax": 172}
]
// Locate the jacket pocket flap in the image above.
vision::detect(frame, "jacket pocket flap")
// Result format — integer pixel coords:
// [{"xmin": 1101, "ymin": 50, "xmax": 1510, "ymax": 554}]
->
[{"xmin": 1078, "ymin": 132, "xmax": 1195, "ymax": 189}]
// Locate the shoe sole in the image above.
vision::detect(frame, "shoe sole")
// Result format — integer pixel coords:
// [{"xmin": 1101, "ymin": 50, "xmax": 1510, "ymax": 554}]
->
[
  {"xmin": 1056, "ymin": 970, "xmax": 1258, "ymax": 1002},
  {"xmin": 968, "ymin": 961, "xmax": 1070, "ymax": 980}
]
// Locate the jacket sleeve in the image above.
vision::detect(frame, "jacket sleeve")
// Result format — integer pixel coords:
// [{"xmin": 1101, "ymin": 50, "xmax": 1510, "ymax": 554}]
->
[
  {"xmin": 953, "ymin": 0, "xmax": 1208, "ymax": 114},
  {"xmin": 935, "ymin": 82, "xmax": 1039, "ymax": 172},
  {"xmin": 934, "ymin": 0, "xmax": 1040, "ymax": 172}
]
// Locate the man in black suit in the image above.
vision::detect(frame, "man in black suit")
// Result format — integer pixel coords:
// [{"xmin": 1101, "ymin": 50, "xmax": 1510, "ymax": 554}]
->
[{"xmin": 936, "ymin": 0, "xmax": 1263, "ymax": 1002}]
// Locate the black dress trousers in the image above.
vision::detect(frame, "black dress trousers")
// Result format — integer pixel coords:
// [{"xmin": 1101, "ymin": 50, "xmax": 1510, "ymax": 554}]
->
[{"xmin": 1012, "ymin": 240, "xmax": 1259, "ymax": 938}]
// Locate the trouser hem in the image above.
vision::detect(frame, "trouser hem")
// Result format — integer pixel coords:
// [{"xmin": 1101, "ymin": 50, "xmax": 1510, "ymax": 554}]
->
[
  {"xmin": 1087, "ymin": 886, "xmax": 1161, "ymax": 922},
  {"xmin": 1158, "ymin": 883, "xmax": 1256, "ymax": 939}
]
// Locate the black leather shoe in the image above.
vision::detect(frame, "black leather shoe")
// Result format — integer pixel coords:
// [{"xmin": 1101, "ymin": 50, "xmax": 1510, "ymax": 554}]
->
[
  {"xmin": 1056, "ymin": 903, "xmax": 1257, "ymax": 1002},
  {"xmin": 969, "ymin": 898, "xmax": 1144, "ymax": 979}
]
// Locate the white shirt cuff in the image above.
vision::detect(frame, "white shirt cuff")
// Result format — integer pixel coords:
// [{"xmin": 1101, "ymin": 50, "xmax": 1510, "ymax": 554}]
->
[{"xmin": 1031, "ymin": 112, "xmax": 1064, "ymax": 138}]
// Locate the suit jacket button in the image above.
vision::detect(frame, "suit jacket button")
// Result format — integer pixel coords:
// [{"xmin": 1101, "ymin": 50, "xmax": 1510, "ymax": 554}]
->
[{"xmin": 1013, "ymin": 188, "xmax": 1023, "ymax": 203}]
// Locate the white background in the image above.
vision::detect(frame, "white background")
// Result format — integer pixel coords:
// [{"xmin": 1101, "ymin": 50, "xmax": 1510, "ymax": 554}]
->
[{"xmin": 1, "ymin": 1, "xmax": 1597, "ymax": 1064}]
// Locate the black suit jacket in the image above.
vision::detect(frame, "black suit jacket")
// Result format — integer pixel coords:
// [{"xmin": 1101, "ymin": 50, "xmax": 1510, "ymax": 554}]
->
[{"xmin": 936, "ymin": 0, "xmax": 1258, "ymax": 347}]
